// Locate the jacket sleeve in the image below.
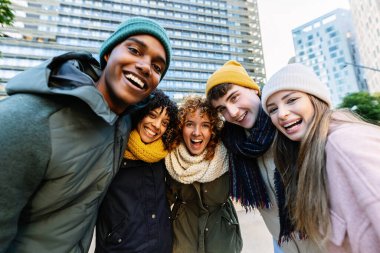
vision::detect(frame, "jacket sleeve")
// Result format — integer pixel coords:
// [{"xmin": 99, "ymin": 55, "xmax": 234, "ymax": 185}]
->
[
  {"xmin": 0, "ymin": 95, "xmax": 50, "ymax": 252},
  {"xmin": 327, "ymin": 123, "xmax": 380, "ymax": 240}
]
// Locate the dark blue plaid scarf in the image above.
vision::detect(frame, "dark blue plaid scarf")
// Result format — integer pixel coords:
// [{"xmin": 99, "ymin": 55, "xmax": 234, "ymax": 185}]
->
[
  {"xmin": 222, "ymin": 107, "xmax": 296, "ymax": 244},
  {"xmin": 221, "ymin": 107, "xmax": 276, "ymax": 208}
]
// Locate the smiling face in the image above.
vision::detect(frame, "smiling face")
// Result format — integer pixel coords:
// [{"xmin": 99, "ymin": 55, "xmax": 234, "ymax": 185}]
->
[
  {"xmin": 97, "ymin": 34, "xmax": 167, "ymax": 115},
  {"xmin": 211, "ymin": 84, "xmax": 261, "ymax": 129},
  {"xmin": 182, "ymin": 109, "xmax": 212, "ymax": 156},
  {"xmin": 266, "ymin": 90, "xmax": 315, "ymax": 142},
  {"xmin": 136, "ymin": 107, "xmax": 169, "ymax": 144}
]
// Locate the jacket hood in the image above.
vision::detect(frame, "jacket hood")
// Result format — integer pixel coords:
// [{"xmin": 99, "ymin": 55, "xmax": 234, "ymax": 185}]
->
[{"xmin": 6, "ymin": 52, "xmax": 148, "ymax": 124}]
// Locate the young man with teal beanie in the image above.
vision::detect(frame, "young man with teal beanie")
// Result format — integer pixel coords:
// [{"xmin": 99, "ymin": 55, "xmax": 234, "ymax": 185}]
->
[
  {"xmin": 206, "ymin": 61, "xmax": 324, "ymax": 253},
  {"xmin": 0, "ymin": 17, "xmax": 171, "ymax": 253}
]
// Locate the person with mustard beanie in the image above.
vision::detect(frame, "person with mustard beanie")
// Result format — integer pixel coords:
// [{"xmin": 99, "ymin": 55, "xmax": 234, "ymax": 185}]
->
[
  {"xmin": 262, "ymin": 63, "xmax": 380, "ymax": 253},
  {"xmin": 206, "ymin": 61, "xmax": 323, "ymax": 253},
  {"xmin": 0, "ymin": 16, "xmax": 171, "ymax": 253}
]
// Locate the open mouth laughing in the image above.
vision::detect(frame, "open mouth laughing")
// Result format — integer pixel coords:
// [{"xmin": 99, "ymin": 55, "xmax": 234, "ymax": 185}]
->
[
  {"xmin": 191, "ymin": 139, "xmax": 203, "ymax": 144},
  {"xmin": 125, "ymin": 73, "xmax": 146, "ymax": 89},
  {"xmin": 145, "ymin": 127, "xmax": 157, "ymax": 137},
  {"xmin": 283, "ymin": 119, "xmax": 302, "ymax": 132}
]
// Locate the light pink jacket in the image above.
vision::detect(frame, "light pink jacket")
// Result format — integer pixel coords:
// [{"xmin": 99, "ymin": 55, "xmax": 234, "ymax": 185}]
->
[{"xmin": 325, "ymin": 120, "xmax": 380, "ymax": 253}]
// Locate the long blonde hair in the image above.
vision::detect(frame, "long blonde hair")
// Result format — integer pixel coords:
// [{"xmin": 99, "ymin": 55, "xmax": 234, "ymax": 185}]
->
[
  {"xmin": 274, "ymin": 95, "xmax": 372, "ymax": 245},
  {"xmin": 274, "ymin": 95, "xmax": 332, "ymax": 244}
]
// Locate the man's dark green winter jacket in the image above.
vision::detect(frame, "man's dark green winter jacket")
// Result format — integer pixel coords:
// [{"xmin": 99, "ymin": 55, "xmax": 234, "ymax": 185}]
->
[{"xmin": 0, "ymin": 52, "xmax": 134, "ymax": 253}]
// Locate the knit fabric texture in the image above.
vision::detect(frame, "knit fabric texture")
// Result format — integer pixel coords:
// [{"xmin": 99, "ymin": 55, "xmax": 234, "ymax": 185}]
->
[
  {"xmin": 206, "ymin": 60, "xmax": 260, "ymax": 96},
  {"xmin": 99, "ymin": 16, "xmax": 172, "ymax": 79},
  {"xmin": 165, "ymin": 141, "xmax": 228, "ymax": 184},
  {"xmin": 124, "ymin": 129, "xmax": 168, "ymax": 163},
  {"xmin": 261, "ymin": 63, "xmax": 332, "ymax": 114},
  {"xmin": 221, "ymin": 107, "xmax": 275, "ymax": 209}
]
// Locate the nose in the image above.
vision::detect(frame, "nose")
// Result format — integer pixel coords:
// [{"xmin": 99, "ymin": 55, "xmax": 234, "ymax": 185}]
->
[
  {"xmin": 136, "ymin": 58, "xmax": 151, "ymax": 77},
  {"xmin": 192, "ymin": 125, "xmax": 201, "ymax": 136},
  {"xmin": 152, "ymin": 119, "xmax": 160, "ymax": 129},
  {"xmin": 226, "ymin": 105, "xmax": 239, "ymax": 119},
  {"xmin": 278, "ymin": 106, "xmax": 289, "ymax": 120}
]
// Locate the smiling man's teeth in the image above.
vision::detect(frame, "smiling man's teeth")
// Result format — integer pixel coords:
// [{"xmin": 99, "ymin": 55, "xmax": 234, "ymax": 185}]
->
[
  {"xmin": 237, "ymin": 112, "xmax": 246, "ymax": 122},
  {"xmin": 126, "ymin": 74, "xmax": 144, "ymax": 88}
]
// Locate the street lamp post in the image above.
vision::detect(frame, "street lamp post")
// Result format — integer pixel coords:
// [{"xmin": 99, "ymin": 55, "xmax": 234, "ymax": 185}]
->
[{"xmin": 344, "ymin": 62, "xmax": 380, "ymax": 73}]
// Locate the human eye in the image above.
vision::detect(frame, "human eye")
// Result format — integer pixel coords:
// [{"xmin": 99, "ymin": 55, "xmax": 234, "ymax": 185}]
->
[
  {"xmin": 217, "ymin": 107, "xmax": 226, "ymax": 114},
  {"xmin": 149, "ymin": 112, "xmax": 157, "ymax": 119},
  {"xmin": 128, "ymin": 46, "xmax": 140, "ymax": 55},
  {"xmin": 202, "ymin": 123, "xmax": 211, "ymax": 129},
  {"xmin": 162, "ymin": 120, "xmax": 169, "ymax": 127},
  {"xmin": 268, "ymin": 106, "xmax": 278, "ymax": 114},
  {"xmin": 185, "ymin": 121, "xmax": 193, "ymax": 127},
  {"xmin": 230, "ymin": 94, "xmax": 239, "ymax": 103},
  {"xmin": 152, "ymin": 63, "xmax": 162, "ymax": 74},
  {"xmin": 287, "ymin": 97, "xmax": 298, "ymax": 104}
]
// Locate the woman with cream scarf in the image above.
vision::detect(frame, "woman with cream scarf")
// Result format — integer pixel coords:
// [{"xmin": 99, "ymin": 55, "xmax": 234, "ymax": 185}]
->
[
  {"xmin": 96, "ymin": 89, "xmax": 178, "ymax": 253},
  {"xmin": 165, "ymin": 96, "xmax": 242, "ymax": 253}
]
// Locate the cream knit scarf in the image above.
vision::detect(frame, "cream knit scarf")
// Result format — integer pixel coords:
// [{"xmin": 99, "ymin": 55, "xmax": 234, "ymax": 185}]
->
[
  {"xmin": 124, "ymin": 129, "xmax": 168, "ymax": 163},
  {"xmin": 165, "ymin": 141, "xmax": 229, "ymax": 184}
]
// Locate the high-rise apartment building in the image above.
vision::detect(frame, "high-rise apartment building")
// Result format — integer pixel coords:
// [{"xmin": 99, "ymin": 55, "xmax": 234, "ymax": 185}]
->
[
  {"xmin": 0, "ymin": 0, "xmax": 265, "ymax": 101},
  {"xmin": 349, "ymin": 0, "xmax": 380, "ymax": 93},
  {"xmin": 292, "ymin": 9, "xmax": 364, "ymax": 106}
]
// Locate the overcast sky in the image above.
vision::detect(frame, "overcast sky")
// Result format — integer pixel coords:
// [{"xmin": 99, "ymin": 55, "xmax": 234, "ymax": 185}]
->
[{"xmin": 257, "ymin": 0, "xmax": 350, "ymax": 79}]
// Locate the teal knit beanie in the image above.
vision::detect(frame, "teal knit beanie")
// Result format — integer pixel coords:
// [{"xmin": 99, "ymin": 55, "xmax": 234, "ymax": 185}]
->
[{"xmin": 99, "ymin": 17, "xmax": 172, "ymax": 79}]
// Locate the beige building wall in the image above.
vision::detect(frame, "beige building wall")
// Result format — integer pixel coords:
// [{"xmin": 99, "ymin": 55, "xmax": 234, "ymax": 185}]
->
[{"xmin": 349, "ymin": 0, "xmax": 380, "ymax": 93}]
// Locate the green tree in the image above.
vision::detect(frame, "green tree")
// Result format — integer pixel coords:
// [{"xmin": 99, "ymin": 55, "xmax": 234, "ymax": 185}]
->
[
  {"xmin": 339, "ymin": 92, "xmax": 380, "ymax": 123},
  {"xmin": 0, "ymin": 0, "xmax": 14, "ymax": 60},
  {"xmin": 0, "ymin": 0, "xmax": 14, "ymax": 28}
]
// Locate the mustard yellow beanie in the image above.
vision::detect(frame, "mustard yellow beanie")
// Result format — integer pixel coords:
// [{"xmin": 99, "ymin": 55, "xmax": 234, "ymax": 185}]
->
[{"xmin": 205, "ymin": 60, "xmax": 260, "ymax": 96}]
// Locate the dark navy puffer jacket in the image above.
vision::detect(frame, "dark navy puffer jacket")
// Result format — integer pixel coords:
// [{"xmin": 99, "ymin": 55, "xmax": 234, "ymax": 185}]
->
[{"xmin": 96, "ymin": 159, "xmax": 172, "ymax": 253}]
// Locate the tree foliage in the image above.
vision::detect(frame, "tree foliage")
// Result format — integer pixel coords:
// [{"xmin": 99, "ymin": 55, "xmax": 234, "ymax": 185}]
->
[
  {"xmin": 339, "ymin": 92, "xmax": 380, "ymax": 123},
  {"xmin": 0, "ymin": 0, "xmax": 14, "ymax": 27}
]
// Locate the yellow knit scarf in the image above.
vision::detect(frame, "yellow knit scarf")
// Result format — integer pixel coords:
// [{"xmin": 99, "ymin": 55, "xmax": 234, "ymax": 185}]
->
[{"xmin": 124, "ymin": 129, "xmax": 168, "ymax": 163}]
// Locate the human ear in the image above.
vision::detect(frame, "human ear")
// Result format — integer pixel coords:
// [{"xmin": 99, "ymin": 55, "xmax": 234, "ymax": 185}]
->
[{"xmin": 104, "ymin": 53, "xmax": 110, "ymax": 63}]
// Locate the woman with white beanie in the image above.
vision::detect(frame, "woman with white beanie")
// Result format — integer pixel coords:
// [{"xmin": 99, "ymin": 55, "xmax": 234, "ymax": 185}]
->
[{"xmin": 261, "ymin": 63, "xmax": 380, "ymax": 253}]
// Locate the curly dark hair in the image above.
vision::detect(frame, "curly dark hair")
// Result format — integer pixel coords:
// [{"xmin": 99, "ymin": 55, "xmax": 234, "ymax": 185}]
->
[
  {"xmin": 131, "ymin": 89, "xmax": 178, "ymax": 150},
  {"xmin": 175, "ymin": 95, "xmax": 223, "ymax": 160}
]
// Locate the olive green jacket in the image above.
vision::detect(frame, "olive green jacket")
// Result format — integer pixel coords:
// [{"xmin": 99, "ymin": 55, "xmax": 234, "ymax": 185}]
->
[{"xmin": 168, "ymin": 173, "xmax": 242, "ymax": 253}]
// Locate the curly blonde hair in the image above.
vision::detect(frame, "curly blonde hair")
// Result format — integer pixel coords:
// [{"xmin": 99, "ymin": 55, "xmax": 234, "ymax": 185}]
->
[{"xmin": 174, "ymin": 95, "xmax": 223, "ymax": 160}]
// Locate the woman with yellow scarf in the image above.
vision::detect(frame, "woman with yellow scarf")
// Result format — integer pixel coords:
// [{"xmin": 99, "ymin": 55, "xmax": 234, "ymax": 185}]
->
[{"xmin": 96, "ymin": 89, "xmax": 178, "ymax": 253}]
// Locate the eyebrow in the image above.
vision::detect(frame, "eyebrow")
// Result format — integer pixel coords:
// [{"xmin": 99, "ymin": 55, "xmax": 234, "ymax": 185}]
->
[
  {"xmin": 266, "ymin": 91, "xmax": 298, "ymax": 107},
  {"xmin": 226, "ymin": 90, "xmax": 238, "ymax": 102},
  {"xmin": 126, "ymin": 37, "xmax": 167, "ymax": 67}
]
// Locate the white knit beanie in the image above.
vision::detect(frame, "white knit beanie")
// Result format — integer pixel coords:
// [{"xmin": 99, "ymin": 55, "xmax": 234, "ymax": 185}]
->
[{"xmin": 261, "ymin": 63, "xmax": 332, "ymax": 114}]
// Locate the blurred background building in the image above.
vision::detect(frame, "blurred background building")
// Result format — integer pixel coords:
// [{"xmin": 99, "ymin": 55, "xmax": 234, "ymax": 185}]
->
[
  {"xmin": 349, "ymin": 0, "xmax": 380, "ymax": 94},
  {"xmin": 292, "ymin": 8, "xmax": 365, "ymax": 106},
  {"xmin": 291, "ymin": 1, "xmax": 380, "ymax": 106},
  {"xmin": 0, "ymin": 0, "xmax": 266, "ymax": 101}
]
